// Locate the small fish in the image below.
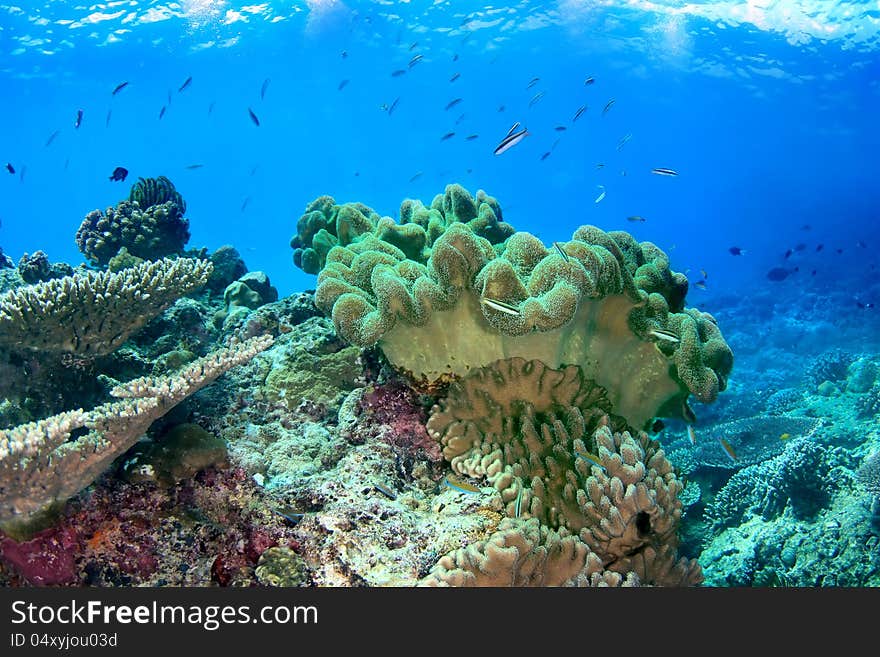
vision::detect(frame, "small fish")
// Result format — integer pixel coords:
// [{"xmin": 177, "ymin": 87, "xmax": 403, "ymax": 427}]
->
[
  {"xmin": 554, "ymin": 242, "xmax": 569, "ymax": 262},
  {"xmin": 208, "ymin": 101, "xmax": 216, "ymax": 114},
  {"xmin": 627, "ymin": 215, "xmax": 646, "ymax": 222},
  {"xmin": 158, "ymin": 105, "xmax": 166, "ymax": 119},
  {"xmin": 801, "ymin": 224, "xmax": 812, "ymax": 230},
  {"xmin": 240, "ymin": 196, "xmax": 251, "ymax": 212},
  {"xmin": 554, "ymin": 125, "xmax": 567, "ymax": 132},
  {"xmin": 514, "ymin": 486, "xmax": 524, "ymax": 518},
  {"xmin": 594, "ymin": 185, "xmax": 606, "ymax": 204},
  {"xmin": 441, "ymin": 132, "xmax": 455, "ymax": 141},
  {"xmin": 494, "ymin": 127, "xmax": 529, "ymax": 155},
  {"xmin": 596, "ymin": 163, "xmax": 605, "ymax": 169},
  {"xmin": 108, "ymin": 166, "xmax": 128, "ymax": 182},
  {"xmin": 700, "ymin": 269, "xmax": 708, "ymax": 279},
  {"xmin": 728, "ymin": 246, "xmax": 745, "ymax": 255},
  {"xmin": 836, "ymin": 248, "xmax": 843, "ymax": 254},
  {"xmin": 856, "ymin": 241, "xmax": 867, "ymax": 248},
  {"xmin": 272, "ymin": 507, "xmax": 305, "ymax": 525},
  {"xmin": 391, "ymin": 69, "xmax": 407, "ymax": 77},
  {"xmin": 694, "ymin": 280, "xmax": 707, "ymax": 290},
  {"xmin": 105, "ymin": 110, "xmax": 112, "ymax": 127},
  {"xmin": 480, "ymin": 297, "xmax": 521, "ymax": 316},
  {"xmin": 338, "ymin": 79, "xmax": 350, "ymax": 91},
  {"xmin": 528, "ymin": 92, "xmax": 544, "ymax": 108},
  {"xmin": 651, "ymin": 167, "xmax": 679, "ymax": 177},
  {"xmin": 652, "ymin": 419, "xmax": 666, "ymax": 433},
  {"xmin": 602, "ymin": 99, "xmax": 615, "ymax": 115},
  {"xmin": 18, "ymin": 165, "xmax": 25, "ymax": 182},
  {"xmin": 455, "ymin": 113, "xmax": 466, "ymax": 125},
  {"xmin": 682, "ymin": 400, "xmax": 697, "ymax": 424},
  {"xmin": 408, "ymin": 54, "xmax": 423, "ymax": 68},
  {"xmin": 74, "ymin": 109, "xmax": 83, "ymax": 129},
  {"xmin": 766, "ymin": 267, "xmax": 791, "ymax": 282},
  {"xmin": 45, "ymin": 130, "xmax": 60, "ymax": 147},
  {"xmin": 687, "ymin": 425, "xmax": 697, "ymax": 445},
  {"xmin": 247, "ymin": 107, "xmax": 260, "ymax": 126},
  {"xmin": 5, "ymin": 163, "xmax": 14, "ymax": 174},
  {"xmin": 260, "ymin": 78, "xmax": 270, "ymax": 100},
  {"xmin": 185, "ymin": 164, "xmax": 204, "ymax": 170},
  {"xmin": 574, "ymin": 448, "xmax": 607, "ymax": 473},
  {"xmin": 540, "ymin": 151, "xmax": 551, "ymax": 161},
  {"xmin": 443, "ymin": 475, "xmax": 481, "ymax": 494},
  {"xmin": 453, "ymin": 53, "xmax": 459, "ymax": 62},
  {"xmin": 112, "ymin": 81, "xmax": 129, "ymax": 95},
  {"xmin": 816, "ymin": 244, "xmax": 824, "ymax": 252},
  {"xmin": 856, "ymin": 301, "xmax": 875, "ymax": 309},
  {"xmin": 450, "ymin": 72, "xmax": 460, "ymax": 82},
  {"xmin": 388, "ymin": 97, "xmax": 400, "ymax": 115},
  {"xmin": 584, "ymin": 76, "xmax": 595, "ymax": 85},
  {"xmin": 783, "ymin": 249, "xmax": 793, "ymax": 259},
  {"xmin": 527, "ymin": 76, "xmax": 540, "ymax": 89},
  {"xmin": 497, "ymin": 105, "xmax": 505, "ymax": 112},
  {"xmin": 506, "ymin": 121, "xmax": 521, "ymax": 137},
  {"xmin": 409, "ymin": 41, "xmax": 419, "ymax": 51},
  {"xmin": 178, "ymin": 75, "xmax": 192, "ymax": 92},
  {"xmin": 573, "ymin": 105, "xmax": 586, "ymax": 122},
  {"xmin": 465, "ymin": 134, "xmax": 479, "ymax": 141},
  {"xmin": 648, "ymin": 328, "xmax": 680, "ymax": 343},
  {"xmin": 372, "ymin": 482, "xmax": 397, "ymax": 500},
  {"xmin": 445, "ymin": 98, "xmax": 463, "ymax": 110},
  {"xmin": 408, "ymin": 171, "xmax": 423, "ymax": 182},
  {"xmin": 249, "ymin": 164, "xmax": 259, "ymax": 176},
  {"xmin": 616, "ymin": 133, "xmax": 632, "ymax": 150},
  {"xmin": 341, "ymin": 50, "xmax": 348, "ymax": 58},
  {"xmin": 718, "ymin": 437, "xmax": 738, "ymax": 462},
  {"xmin": 779, "ymin": 433, "xmax": 791, "ymax": 441}
]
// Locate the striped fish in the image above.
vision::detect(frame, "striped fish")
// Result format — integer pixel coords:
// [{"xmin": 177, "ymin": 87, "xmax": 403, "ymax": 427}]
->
[
  {"xmin": 480, "ymin": 297, "xmax": 521, "ymax": 316},
  {"xmin": 493, "ymin": 127, "xmax": 529, "ymax": 155},
  {"xmin": 444, "ymin": 475, "xmax": 481, "ymax": 494}
]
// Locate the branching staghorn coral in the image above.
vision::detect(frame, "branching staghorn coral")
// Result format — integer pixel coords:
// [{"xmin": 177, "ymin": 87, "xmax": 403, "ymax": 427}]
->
[
  {"xmin": 0, "ymin": 257, "xmax": 212, "ymax": 355},
  {"xmin": 426, "ymin": 358, "xmax": 702, "ymax": 586},
  {"xmin": 308, "ymin": 184, "xmax": 732, "ymax": 427},
  {"xmin": 0, "ymin": 334, "xmax": 273, "ymax": 525}
]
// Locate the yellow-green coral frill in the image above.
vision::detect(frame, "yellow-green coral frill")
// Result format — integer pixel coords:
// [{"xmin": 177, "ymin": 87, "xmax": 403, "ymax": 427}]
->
[{"xmin": 312, "ymin": 185, "xmax": 732, "ymax": 427}]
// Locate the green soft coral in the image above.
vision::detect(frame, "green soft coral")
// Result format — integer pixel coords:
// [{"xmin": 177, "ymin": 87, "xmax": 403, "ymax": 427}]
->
[{"xmin": 304, "ymin": 184, "xmax": 733, "ymax": 427}]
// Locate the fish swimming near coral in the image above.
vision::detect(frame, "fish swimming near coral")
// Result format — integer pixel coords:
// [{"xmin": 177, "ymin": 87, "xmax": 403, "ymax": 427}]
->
[
  {"xmin": 108, "ymin": 166, "xmax": 128, "ymax": 182},
  {"xmin": 648, "ymin": 328, "xmax": 680, "ymax": 343},
  {"xmin": 480, "ymin": 296, "xmax": 521, "ymax": 316},
  {"xmin": 718, "ymin": 437, "xmax": 738, "ymax": 462},
  {"xmin": 553, "ymin": 241, "xmax": 569, "ymax": 262},
  {"xmin": 574, "ymin": 448, "xmax": 607, "ymax": 473},
  {"xmin": 687, "ymin": 425, "xmax": 697, "ymax": 445},
  {"xmin": 443, "ymin": 475, "xmax": 481, "ymax": 494}
]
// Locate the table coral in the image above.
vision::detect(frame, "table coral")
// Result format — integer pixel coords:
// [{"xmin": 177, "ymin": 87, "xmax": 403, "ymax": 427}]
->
[{"xmin": 305, "ymin": 184, "xmax": 732, "ymax": 428}]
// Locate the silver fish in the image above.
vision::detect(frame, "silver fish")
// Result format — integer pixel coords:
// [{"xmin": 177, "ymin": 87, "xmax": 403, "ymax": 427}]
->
[
  {"xmin": 573, "ymin": 105, "xmax": 586, "ymax": 122},
  {"xmin": 594, "ymin": 185, "xmax": 606, "ymax": 204},
  {"xmin": 480, "ymin": 297, "xmax": 521, "ymax": 316},
  {"xmin": 528, "ymin": 91, "xmax": 544, "ymax": 108},
  {"xmin": 602, "ymin": 99, "xmax": 615, "ymax": 116},
  {"xmin": 651, "ymin": 167, "xmax": 679, "ymax": 176},
  {"xmin": 506, "ymin": 121, "xmax": 521, "ymax": 137}
]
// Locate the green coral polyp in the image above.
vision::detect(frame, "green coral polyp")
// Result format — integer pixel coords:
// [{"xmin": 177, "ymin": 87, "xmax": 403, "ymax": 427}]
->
[{"xmin": 303, "ymin": 184, "xmax": 733, "ymax": 427}]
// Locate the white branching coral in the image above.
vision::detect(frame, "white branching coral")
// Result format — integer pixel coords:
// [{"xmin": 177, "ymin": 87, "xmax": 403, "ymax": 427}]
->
[
  {"xmin": 0, "ymin": 334, "xmax": 273, "ymax": 524},
  {"xmin": 0, "ymin": 257, "xmax": 212, "ymax": 355}
]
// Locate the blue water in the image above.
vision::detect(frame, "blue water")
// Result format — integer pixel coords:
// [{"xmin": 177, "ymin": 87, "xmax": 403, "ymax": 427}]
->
[{"xmin": 2, "ymin": 1, "xmax": 877, "ymax": 299}]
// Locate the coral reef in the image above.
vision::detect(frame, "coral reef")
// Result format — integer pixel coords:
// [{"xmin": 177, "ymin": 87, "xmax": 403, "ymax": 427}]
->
[
  {"xmin": 426, "ymin": 357, "xmax": 701, "ymax": 585},
  {"xmin": 0, "ymin": 335, "xmax": 273, "ymax": 526},
  {"xmin": 303, "ymin": 184, "xmax": 732, "ymax": 428},
  {"xmin": 16, "ymin": 251, "xmax": 72, "ymax": 284},
  {"xmin": 129, "ymin": 176, "xmax": 187, "ymax": 214},
  {"xmin": 0, "ymin": 257, "xmax": 212, "ymax": 355},
  {"xmin": 856, "ymin": 384, "xmax": 880, "ymax": 419},
  {"xmin": 76, "ymin": 177, "xmax": 189, "ymax": 267}
]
